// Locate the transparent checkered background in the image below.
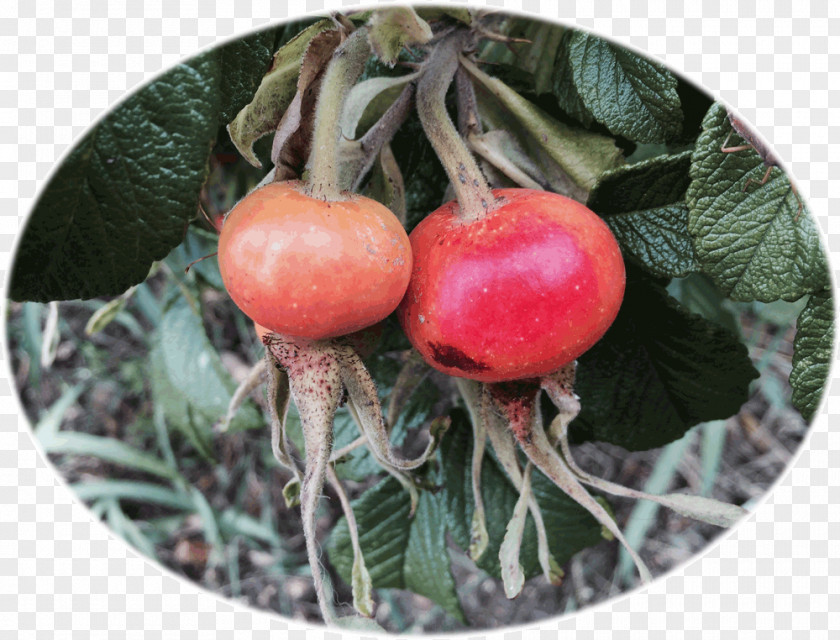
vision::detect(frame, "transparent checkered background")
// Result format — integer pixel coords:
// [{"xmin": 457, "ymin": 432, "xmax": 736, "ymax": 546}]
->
[{"xmin": 0, "ymin": 1, "xmax": 837, "ymax": 638}]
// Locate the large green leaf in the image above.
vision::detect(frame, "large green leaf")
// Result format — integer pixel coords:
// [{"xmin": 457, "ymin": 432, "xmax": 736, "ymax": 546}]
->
[
  {"xmin": 568, "ymin": 32, "xmax": 682, "ymax": 143},
  {"xmin": 790, "ymin": 289, "xmax": 834, "ymax": 421},
  {"xmin": 10, "ymin": 30, "xmax": 278, "ymax": 302},
  {"xmin": 552, "ymin": 30, "xmax": 594, "ymax": 125},
  {"xmin": 572, "ymin": 272, "xmax": 759, "ymax": 450},
  {"xmin": 588, "ymin": 151, "xmax": 696, "ymax": 278},
  {"xmin": 327, "ymin": 478, "xmax": 465, "ymax": 623},
  {"xmin": 441, "ymin": 410, "xmax": 604, "ymax": 580},
  {"xmin": 686, "ymin": 103, "xmax": 828, "ymax": 302},
  {"xmin": 149, "ymin": 296, "xmax": 263, "ymax": 457}
]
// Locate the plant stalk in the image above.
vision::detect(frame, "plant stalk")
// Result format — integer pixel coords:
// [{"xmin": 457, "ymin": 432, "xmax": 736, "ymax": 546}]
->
[
  {"xmin": 306, "ymin": 27, "xmax": 371, "ymax": 201},
  {"xmin": 416, "ymin": 31, "xmax": 495, "ymax": 222}
]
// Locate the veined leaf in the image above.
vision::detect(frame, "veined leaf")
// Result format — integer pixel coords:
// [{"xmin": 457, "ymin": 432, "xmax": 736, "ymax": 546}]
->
[
  {"xmin": 10, "ymin": 29, "xmax": 278, "ymax": 302},
  {"xmin": 687, "ymin": 103, "xmax": 827, "ymax": 302},
  {"xmin": 569, "ymin": 31, "xmax": 682, "ymax": 143},
  {"xmin": 327, "ymin": 478, "xmax": 465, "ymax": 623},
  {"xmin": 572, "ymin": 271, "xmax": 759, "ymax": 450},
  {"xmin": 790, "ymin": 289, "xmax": 834, "ymax": 421},
  {"xmin": 552, "ymin": 30, "xmax": 593, "ymax": 125},
  {"xmin": 589, "ymin": 151, "xmax": 696, "ymax": 278}
]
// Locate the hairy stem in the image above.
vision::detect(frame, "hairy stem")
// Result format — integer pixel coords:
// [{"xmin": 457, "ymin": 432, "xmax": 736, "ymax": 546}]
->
[
  {"xmin": 306, "ymin": 27, "xmax": 371, "ymax": 201},
  {"xmin": 416, "ymin": 30, "xmax": 495, "ymax": 222},
  {"xmin": 345, "ymin": 81, "xmax": 417, "ymax": 191},
  {"xmin": 455, "ymin": 65, "xmax": 481, "ymax": 138}
]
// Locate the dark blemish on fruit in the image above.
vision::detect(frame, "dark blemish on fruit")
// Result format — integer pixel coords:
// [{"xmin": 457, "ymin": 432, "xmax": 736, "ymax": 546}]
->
[{"xmin": 428, "ymin": 342, "xmax": 490, "ymax": 373}]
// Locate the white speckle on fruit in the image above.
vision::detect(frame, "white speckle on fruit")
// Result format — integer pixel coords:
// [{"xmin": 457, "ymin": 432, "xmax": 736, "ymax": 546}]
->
[{"xmin": 418, "ymin": 315, "xmax": 425, "ymax": 324}]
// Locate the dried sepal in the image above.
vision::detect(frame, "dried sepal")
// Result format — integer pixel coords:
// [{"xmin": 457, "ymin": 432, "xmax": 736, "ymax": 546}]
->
[
  {"xmin": 339, "ymin": 347, "xmax": 447, "ymax": 471},
  {"xmin": 263, "ymin": 352, "xmax": 300, "ymax": 475},
  {"xmin": 542, "ymin": 366, "xmax": 747, "ymax": 528},
  {"xmin": 454, "ymin": 379, "xmax": 489, "ymax": 561},
  {"xmin": 219, "ymin": 357, "xmax": 266, "ymax": 433},
  {"xmin": 489, "ymin": 380, "xmax": 653, "ymax": 584},
  {"xmin": 228, "ymin": 19, "xmax": 337, "ymax": 167},
  {"xmin": 345, "ymin": 399, "xmax": 421, "ymax": 517},
  {"xmin": 481, "ymin": 406, "xmax": 561, "ymax": 585},
  {"xmin": 327, "ymin": 465, "xmax": 375, "ymax": 617},
  {"xmin": 271, "ymin": 28, "xmax": 345, "ymax": 180},
  {"xmin": 498, "ymin": 464, "xmax": 530, "ymax": 598},
  {"xmin": 264, "ymin": 334, "xmax": 344, "ymax": 623}
]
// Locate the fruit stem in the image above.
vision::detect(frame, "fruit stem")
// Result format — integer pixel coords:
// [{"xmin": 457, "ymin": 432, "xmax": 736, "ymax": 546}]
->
[
  {"xmin": 416, "ymin": 30, "xmax": 495, "ymax": 223},
  {"xmin": 306, "ymin": 27, "xmax": 371, "ymax": 201}
]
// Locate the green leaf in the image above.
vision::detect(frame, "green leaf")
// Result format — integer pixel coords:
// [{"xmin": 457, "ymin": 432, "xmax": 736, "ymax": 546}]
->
[
  {"xmin": 327, "ymin": 478, "xmax": 465, "ymax": 622},
  {"xmin": 208, "ymin": 28, "xmax": 279, "ymax": 124},
  {"xmin": 367, "ymin": 7, "xmax": 432, "ymax": 66},
  {"xmin": 687, "ymin": 103, "xmax": 827, "ymax": 302},
  {"xmin": 72, "ymin": 480, "xmax": 194, "ymax": 511},
  {"xmin": 569, "ymin": 32, "xmax": 682, "ymax": 143},
  {"xmin": 790, "ymin": 289, "xmax": 834, "ymax": 421},
  {"xmin": 572, "ymin": 272, "xmax": 759, "ymax": 450},
  {"xmin": 10, "ymin": 30, "xmax": 279, "ymax": 303},
  {"xmin": 552, "ymin": 30, "xmax": 593, "ymax": 125},
  {"xmin": 227, "ymin": 19, "xmax": 336, "ymax": 167},
  {"xmin": 41, "ymin": 431, "xmax": 179, "ymax": 481},
  {"xmin": 667, "ymin": 273, "xmax": 742, "ymax": 337},
  {"xmin": 403, "ymin": 491, "xmax": 465, "ymax": 622},
  {"xmin": 462, "ymin": 56, "xmax": 623, "ymax": 197},
  {"xmin": 441, "ymin": 410, "xmax": 604, "ymax": 580},
  {"xmin": 589, "ymin": 151, "xmax": 696, "ymax": 277},
  {"xmin": 33, "ymin": 383, "xmax": 86, "ymax": 441},
  {"xmin": 149, "ymin": 296, "xmax": 263, "ymax": 458}
]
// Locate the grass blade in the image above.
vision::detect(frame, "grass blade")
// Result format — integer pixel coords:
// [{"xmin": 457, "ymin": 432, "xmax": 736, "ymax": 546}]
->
[{"xmin": 42, "ymin": 431, "xmax": 179, "ymax": 480}]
